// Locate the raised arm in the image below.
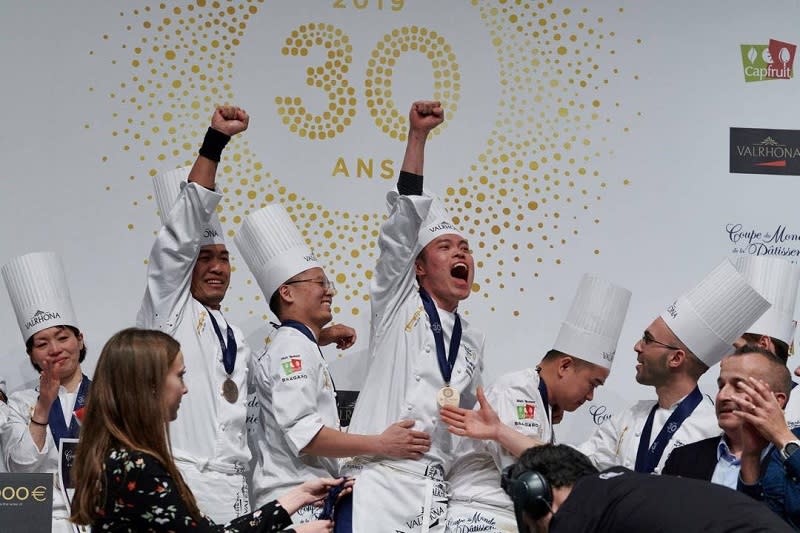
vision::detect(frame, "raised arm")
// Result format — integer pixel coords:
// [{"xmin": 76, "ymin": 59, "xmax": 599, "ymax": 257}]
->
[
  {"xmin": 370, "ymin": 101, "xmax": 445, "ymax": 332},
  {"xmin": 136, "ymin": 106, "xmax": 248, "ymax": 330},
  {"xmin": 188, "ymin": 105, "xmax": 249, "ymax": 190},
  {"xmin": 400, "ymin": 100, "xmax": 444, "ymax": 177}
]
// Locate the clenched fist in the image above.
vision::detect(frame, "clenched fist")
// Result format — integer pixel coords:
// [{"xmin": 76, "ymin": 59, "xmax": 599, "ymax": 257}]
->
[{"xmin": 211, "ymin": 105, "xmax": 249, "ymax": 136}]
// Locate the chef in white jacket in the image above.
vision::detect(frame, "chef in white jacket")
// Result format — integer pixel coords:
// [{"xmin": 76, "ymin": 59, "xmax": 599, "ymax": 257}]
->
[
  {"xmin": 728, "ymin": 255, "xmax": 800, "ymax": 429},
  {"xmin": 236, "ymin": 204, "xmax": 429, "ymax": 525},
  {"xmin": 443, "ymin": 274, "xmax": 631, "ymax": 533},
  {"xmin": 2, "ymin": 251, "xmax": 91, "ymax": 533},
  {"xmin": 577, "ymin": 259, "xmax": 771, "ymax": 474},
  {"xmin": 340, "ymin": 101, "xmax": 485, "ymax": 533},
  {"xmin": 136, "ymin": 106, "xmax": 255, "ymax": 522}
]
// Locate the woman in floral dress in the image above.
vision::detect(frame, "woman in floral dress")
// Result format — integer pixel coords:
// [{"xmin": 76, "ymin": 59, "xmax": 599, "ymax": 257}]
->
[{"xmin": 70, "ymin": 328, "xmax": 346, "ymax": 532}]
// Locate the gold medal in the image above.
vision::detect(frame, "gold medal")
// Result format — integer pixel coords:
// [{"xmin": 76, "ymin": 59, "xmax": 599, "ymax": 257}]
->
[
  {"xmin": 437, "ymin": 385, "xmax": 460, "ymax": 408},
  {"xmin": 222, "ymin": 377, "xmax": 239, "ymax": 404}
]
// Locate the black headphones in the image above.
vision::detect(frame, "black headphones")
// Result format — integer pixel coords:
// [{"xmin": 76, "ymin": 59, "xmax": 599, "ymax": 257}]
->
[{"xmin": 501, "ymin": 464, "xmax": 553, "ymax": 520}]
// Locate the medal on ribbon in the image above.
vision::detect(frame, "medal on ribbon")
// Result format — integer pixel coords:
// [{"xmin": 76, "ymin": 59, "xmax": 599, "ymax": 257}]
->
[
  {"xmin": 419, "ymin": 288, "xmax": 463, "ymax": 408},
  {"xmin": 206, "ymin": 309, "xmax": 239, "ymax": 404}
]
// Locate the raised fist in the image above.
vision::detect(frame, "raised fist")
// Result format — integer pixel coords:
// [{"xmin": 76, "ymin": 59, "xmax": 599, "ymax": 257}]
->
[
  {"xmin": 409, "ymin": 100, "xmax": 444, "ymax": 134},
  {"xmin": 211, "ymin": 105, "xmax": 249, "ymax": 136}
]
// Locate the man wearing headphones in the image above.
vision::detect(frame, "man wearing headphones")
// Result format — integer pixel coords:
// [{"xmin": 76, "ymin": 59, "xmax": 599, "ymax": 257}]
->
[{"xmin": 505, "ymin": 444, "xmax": 791, "ymax": 532}]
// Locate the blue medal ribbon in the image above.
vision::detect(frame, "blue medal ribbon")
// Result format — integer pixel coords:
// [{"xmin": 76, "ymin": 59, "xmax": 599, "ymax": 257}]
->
[
  {"xmin": 419, "ymin": 288, "xmax": 462, "ymax": 386},
  {"xmin": 274, "ymin": 320, "xmax": 337, "ymax": 391},
  {"xmin": 536, "ymin": 371, "xmax": 555, "ymax": 444},
  {"xmin": 634, "ymin": 386, "xmax": 703, "ymax": 473},
  {"xmin": 47, "ymin": 374, "xmax": 90, "ymax": 448},
  {"xmin": 206, "ymin": 309, "xmax": 237, "ymax": 376}
]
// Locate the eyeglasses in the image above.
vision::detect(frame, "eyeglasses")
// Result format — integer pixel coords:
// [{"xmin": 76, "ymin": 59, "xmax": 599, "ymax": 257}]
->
[
  {"xmin": 284, "ymin": 278, "xmax": 336, "ymax": 293},
  {"xmin": 641, "ymin": 331, "xmax": 681, "ymax": 351}
]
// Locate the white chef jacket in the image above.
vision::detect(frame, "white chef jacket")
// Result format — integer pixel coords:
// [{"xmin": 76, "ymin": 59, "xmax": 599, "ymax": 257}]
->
[
  {"xmin": 785, "ymin": 383, "xmax": 800, "ymax": 429},
  {"xmin": 344, "ymin": 190, "xmax": 485, "ymax": 532},
  {"xmin": 249, "ymin": 325, "xmax": 340, "ymax": 511},
  {"xmin": 3, "ymin": 387, "xmax": 83, "ymax": 533},
  {"xmin": 447, "ymin": 368, "xmax": 552, "ymax": 521},
  {"xmin": 576, "ymin": 392, "xmax": 721, "ymax": 474},
  {"xmin": 137, "ymin": 182, "xmax": 252, "ymax": 521}
]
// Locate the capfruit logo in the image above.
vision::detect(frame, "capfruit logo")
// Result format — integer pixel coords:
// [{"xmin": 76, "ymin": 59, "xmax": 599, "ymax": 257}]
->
[{"xmin": 740, "ymin": 39, "xmax": 796, "ymax": 82}]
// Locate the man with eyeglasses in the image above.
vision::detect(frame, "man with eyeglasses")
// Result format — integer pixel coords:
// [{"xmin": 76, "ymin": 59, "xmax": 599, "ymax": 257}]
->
[
  {"xmin": 576, "ymin": 260, "xmax": 771, "ymax": 474},
  {"xmin": 235, "ymin": 204, "xmax": 431, "ymax": 526}
]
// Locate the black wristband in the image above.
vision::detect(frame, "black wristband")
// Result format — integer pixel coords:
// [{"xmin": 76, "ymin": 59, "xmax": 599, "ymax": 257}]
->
[
  {"xmin": 398, "ymin": 170, "xmax": 424, "ymax": 196},
  {"xmin": 30, "ymin": 417, "xmax": 48, "ymax": 426},
  {"xmin": 198, "ymin": 127, "xmax": 231, "ymax": 162}
]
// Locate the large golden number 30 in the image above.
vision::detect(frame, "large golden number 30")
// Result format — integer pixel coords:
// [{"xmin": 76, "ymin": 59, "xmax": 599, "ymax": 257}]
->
[{"xmin": 277, "ymin": 23, "xmax": 461, "ymax": 141}]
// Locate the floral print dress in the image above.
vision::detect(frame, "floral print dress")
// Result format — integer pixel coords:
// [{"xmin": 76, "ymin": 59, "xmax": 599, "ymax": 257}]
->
[{"xmin": 94, "ymin": 449, "xmax": 295, "ymax": 532}]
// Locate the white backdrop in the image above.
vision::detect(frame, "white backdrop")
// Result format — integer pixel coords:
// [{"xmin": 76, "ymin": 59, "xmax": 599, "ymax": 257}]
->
[{"xmin": 2, "ymin": 0, "xmax": 800, "ymax": 444}]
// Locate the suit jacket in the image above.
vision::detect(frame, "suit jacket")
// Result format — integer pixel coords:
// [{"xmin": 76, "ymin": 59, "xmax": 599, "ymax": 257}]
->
[{"xmin": 662, "ymin": 436, "xmax": 720, "ymax": 481}]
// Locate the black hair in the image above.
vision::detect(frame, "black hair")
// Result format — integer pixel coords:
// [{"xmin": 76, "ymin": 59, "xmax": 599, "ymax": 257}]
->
[
  {"xmin": 25, "ymin": 325, "xmax": 86, "ymax": 372},
  {"xmin": 512, "ymin": 444, "xmax": 598, "ymax": 489},
  {"xmin": 740, "ymin": 332, "xmax": 790, "ymax": 363}
]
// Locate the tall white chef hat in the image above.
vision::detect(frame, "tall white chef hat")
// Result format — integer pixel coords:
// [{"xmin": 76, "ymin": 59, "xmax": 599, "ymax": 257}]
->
[
  {"xmin": 418, "ymin": 195, "xmax": 465, "ymax": 250},
  {"xmin": 234, "ymin": 203, "xmax": 323, "ymax": 300},
  {"xmin": 660, "ymin": 259, "xmax": 771, "ymax": 367},
  {"xmin": 730, "ymin": 255, "xmax": 800, "ymax": 345},
  {"xmin": 153, "ymin": 166, "xmax": 226, "ymax": 246},
  {"xmin": 552, "ymin": 274, "xmax": 632, "ymax": 369},
  {"xmin": 2, "ymin": 251, "xmax": 80, "ymax": 342}
]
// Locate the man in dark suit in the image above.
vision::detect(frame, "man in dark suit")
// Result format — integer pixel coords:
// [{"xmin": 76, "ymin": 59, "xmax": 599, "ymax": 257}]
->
[{"xmin": 662, "ymin": 344, "xmax": 791, "ymax": 488}]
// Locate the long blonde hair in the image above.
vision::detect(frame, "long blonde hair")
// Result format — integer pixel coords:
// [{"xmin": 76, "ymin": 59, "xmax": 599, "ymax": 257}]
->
[{"xmin": 70, "ymin": 328, "xmax": 201, "ymax": 524}]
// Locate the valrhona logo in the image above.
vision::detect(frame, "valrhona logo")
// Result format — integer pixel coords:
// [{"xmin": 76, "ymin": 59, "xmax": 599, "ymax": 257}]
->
[
  {"xmin": 740, "ymin": 39, "xmax": 796, "ymax": 82},
  {"xmin": 730, "ymin": 128, "xmax": 800, "ymax": 176},
  {"xmin": 666, "ymin": 302, "xmax": 678, "ymax": 319},
  {"xmin": 25, "ymin": 310, "xmax": 61, "ymax": 330},
  {"xmin": 427, "ymin": 221, "xmax": 458, "ymax": 233}
]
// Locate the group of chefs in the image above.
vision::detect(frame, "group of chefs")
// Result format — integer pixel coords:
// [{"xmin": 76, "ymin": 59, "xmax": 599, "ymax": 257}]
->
[{"xmin": 1, "ymin": 101, "xmax": 799, "ymax": 532}]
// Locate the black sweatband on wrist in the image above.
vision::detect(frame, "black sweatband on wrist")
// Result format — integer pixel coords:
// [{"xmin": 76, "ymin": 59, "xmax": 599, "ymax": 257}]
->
[
  {"xmin": 30, "ymin": 418, "xmax": 48, "ymax": 427},
  {"xmin": 198, "ymin": 127, "xmax": 231, "ymax": 162},
  {"xmin": 398, "ymin": 170, "xmax": 424, "ymax": 196}
]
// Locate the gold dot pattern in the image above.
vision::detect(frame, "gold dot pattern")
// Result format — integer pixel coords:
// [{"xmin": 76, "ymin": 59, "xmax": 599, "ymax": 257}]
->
[
  {"xmin": 276, "ymin": 23, "xmax": 356, "ymax": 140},
  {"xmin": 96, "ymin": 0, "xmax": 638, "ymax": 319},
  {"xmin": 366, "ymin": 26, "xmax": 460, "ymax": 141}
]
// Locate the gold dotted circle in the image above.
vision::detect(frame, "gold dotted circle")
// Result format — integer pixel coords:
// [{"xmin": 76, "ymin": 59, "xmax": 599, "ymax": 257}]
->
[
  {"xmin": 95, "ymin": 1, "xmax": 639, "ymax": 318},
  {"xmin": 365, "ymin": 26, "xmax": 461, "ymax": 141}
]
